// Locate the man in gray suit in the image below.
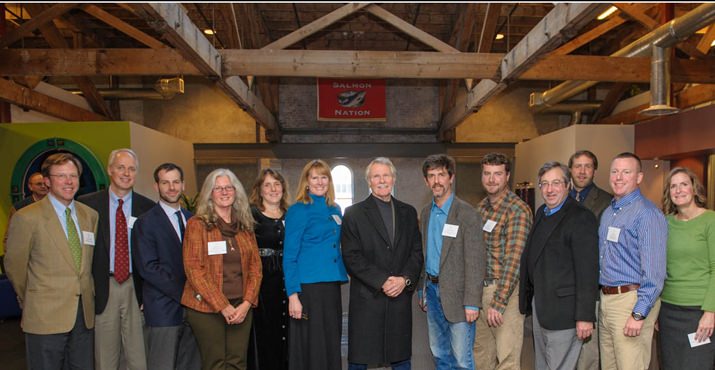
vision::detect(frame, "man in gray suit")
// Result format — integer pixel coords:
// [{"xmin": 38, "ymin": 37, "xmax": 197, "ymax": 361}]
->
[
  {"xmin": 568, "ymin": 150, "xmax": 612, "ymax": 370},
  {"xmin": 419, "ymin": 154, "xmax": 486, "ymax": 370}
]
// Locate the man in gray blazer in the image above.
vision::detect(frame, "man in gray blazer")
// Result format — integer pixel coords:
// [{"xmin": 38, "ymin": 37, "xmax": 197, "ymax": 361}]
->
[
  {"xmin": 419, "ymin": 154, "xmax": 486, "ymax": 370},
  {"xmin": 568, "ymin": 150, "xmax": 612, "ymax": 370}
]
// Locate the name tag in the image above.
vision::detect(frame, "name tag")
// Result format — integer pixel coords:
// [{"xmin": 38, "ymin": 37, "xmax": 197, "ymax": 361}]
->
[
  {"xmin": 82, "ymin": 231, "xmax": 95, "ymax": 246},
  {"xmin": 607, "ymin": 227, "xmax": 621, "ymax": 242},
  {"xmin": 332, "ymin": 214, "xmax": 342, "ymax": 225},
  {"xmin": 483, "ymin": 219, "xmax": 497, "ymax": 233},
  {"xmin": 442, "ymin": 223, "xmax": 459, "ymax": 238},
  {"xmin": 128, "ymin": 216, "xmax": 138, "ymax": 229},
  {"xmin": 689, "ymin": 332, "xmax": 711, "ymax": 347},
  {"xmin": 208, "ymin": 241, "xmax": 227, "ymax": 255}
]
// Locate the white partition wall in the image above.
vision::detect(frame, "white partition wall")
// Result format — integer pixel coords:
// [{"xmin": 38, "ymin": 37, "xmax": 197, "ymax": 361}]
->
[{"xmin": 515, "ymin": 125, "xmax": 634, "ymax": 210}]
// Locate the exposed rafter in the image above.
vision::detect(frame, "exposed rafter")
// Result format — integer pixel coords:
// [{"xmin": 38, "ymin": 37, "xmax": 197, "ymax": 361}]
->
[
  {"xmin": 0, "ymin": 77, "xmax": 106, "ymax": 121},
  {"xmin": 439, "ymin": 2, "xmax": 610, "ymax": 137},
  {"xmin": 80, "ymin": 4, "xmax": 166, "ymax": 49},
  {"xmin": 0, "ymin": 3, "xmax": 77, "ymax": 48},
  {"xmin": 131, "ymin": 2, "xmax": 278, "ymax": 139}
]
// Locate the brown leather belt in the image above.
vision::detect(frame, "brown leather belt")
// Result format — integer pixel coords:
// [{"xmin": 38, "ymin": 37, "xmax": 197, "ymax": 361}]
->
[
  {"xmin": 427, "ymin": 274, "xmax": 439, "ymax": 283},
  {"xmin": 601, "ymin": 284, "xmax": 640, "ymax": 295}
]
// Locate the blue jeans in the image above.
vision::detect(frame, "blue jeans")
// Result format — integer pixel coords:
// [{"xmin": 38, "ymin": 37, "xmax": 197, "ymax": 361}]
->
[
  {"xmin": 426, "ymin": 281, "xmax": 475, "ymax": 370},
  {"xmin": 348, "ymin": 359, "xmax": 411, "ymax": 370}
]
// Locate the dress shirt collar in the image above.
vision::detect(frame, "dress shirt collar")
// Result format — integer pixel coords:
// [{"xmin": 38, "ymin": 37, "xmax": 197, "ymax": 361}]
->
[
  {"xmin": 431, "ymin": 192, "xmax": 454, "ymax": 214},
  {"xmin": 611, "ymin": 188, "xmax": 642, "ymax": 210},
  {"xmin": 544, "ymin": 197, "xmax": 567, "ymax": 216},
  {"xmin": 47, "ymin": 192, "xmax": 76, "ymax": 214}
]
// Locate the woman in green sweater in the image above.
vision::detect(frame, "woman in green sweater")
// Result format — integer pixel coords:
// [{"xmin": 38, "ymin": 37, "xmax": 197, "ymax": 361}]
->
[{"xmin": 659, "ymin": 167, "xmax": 715, "ymax": 369}]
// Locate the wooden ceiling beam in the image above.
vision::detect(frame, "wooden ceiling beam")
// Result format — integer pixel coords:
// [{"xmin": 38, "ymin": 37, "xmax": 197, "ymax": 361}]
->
[
  {"xmin": 365, "ymin": 4, "xmax": 459, "ymax": 53},
  {"xmin": 0, "ymin": 3, "xmax": 77, "ymax": 48},
  {"xmin": 0, "ymin": 77, "xmax": 106, "ymax": 121},
  {"xmin": 440, "ymin": 2, "xmax": 609, "ymax": 136},
  {"xmin": 696, "ymin": 25, "xmax": 715, "ymax": 55},
  {"xmin": 551, "ymin": 14, "xmax": 627, "ymax": 56},
  {"xmin": 131, "ymin": 3, "xmax": 278, "ymax": 138},
  {"xmin": 441, "ymin": 4, "xmax": 479, "ymax": 117},
  {"xmin": 24, "ymin": 3, "xmax": 113, "ymax": 119},
  {"xmin": 614, "ymin": 3, "xmax": 659, "ymax": 30},
  {"xmin": 592, "ymin": 83, "xmax": 630, "ymax": 122},
  {"xmin": 263, "ymin": 3, "xmax": 369, "ymax": 50},
  {"xmin": 80, "ymin": 4, "xmax": 166, "ymax": 49}
]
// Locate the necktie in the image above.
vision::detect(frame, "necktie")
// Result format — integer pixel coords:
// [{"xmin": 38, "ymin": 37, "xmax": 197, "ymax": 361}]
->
[
  {"xmin": 575, "ymin": 191, "xmax": 582, "ymax": 202},
  {"xmin": 175, "ymin": 210, "xmax": 185, "ymax": 241},
  {"xmin": 114, "ymin": 198, "xmax": 129, "ymax": 283},
  {"xmin": 65, "ymin": 208, "xmax": 82, "ymax": 271}
]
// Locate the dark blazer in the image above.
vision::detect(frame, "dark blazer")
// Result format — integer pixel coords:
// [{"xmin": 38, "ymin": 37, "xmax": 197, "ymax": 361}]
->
[
  {"xmin": 78, "ymin": 189, "xmax": 154, "ymax": 314},
  {"xmin": 419, "ymin": 195, "xmax": 486, "ymax": 323},
  {"xmin": 519, "ymin": 197, "xmax": 599, "ymax": 330},
  {"xmin": 341, "ymin": 196, "xmax": 424, "ymax": 364},
  {"xmin": 582, "ymin": 184, "xmax": 611, "ymax": 220},
  {"xmin": 132, "ymin": 203, "xmax": 192, "ymax": 327}
]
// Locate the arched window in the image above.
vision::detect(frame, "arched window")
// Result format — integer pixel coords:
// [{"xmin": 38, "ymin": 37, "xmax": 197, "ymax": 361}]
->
[{"xmin": 331, "ymin": 164, "xmax": 353, "ymax": 214}]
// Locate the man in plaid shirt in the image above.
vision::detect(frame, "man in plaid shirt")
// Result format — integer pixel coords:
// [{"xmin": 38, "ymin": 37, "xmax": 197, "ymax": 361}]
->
[{"xmin": 474, "ymin": 152, "xmax": 533, "ymax": 370}]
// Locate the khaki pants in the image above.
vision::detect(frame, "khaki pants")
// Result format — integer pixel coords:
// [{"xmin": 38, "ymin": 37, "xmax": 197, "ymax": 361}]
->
[
  {"xmin": 474, "ymin": 284, "xmax": 524, "ymax": 370},
  {"xmin": 599, "ymin": 290, "xmax": 660, "ymax": 370}
]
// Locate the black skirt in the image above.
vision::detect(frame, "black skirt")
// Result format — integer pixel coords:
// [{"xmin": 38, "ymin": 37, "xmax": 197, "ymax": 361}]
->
[
  {"xmin": 288, "ymin": 282, "xmax": 342, "ymax": 370},
  {"xmin": 658, "ymin": 301, "xmax": 715, "ymax": 370}
]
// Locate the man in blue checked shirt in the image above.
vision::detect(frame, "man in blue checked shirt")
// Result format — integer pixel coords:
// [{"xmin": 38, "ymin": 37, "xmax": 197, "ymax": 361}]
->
[{"xmin": 598, "ymin": 152, "xmax": 667, "ymax": 370}]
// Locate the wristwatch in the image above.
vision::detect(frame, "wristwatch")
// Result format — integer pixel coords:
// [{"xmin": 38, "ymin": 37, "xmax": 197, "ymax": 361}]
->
[
  {"xmin": 403, "ymin": 276, "xmax": 412, "ymax": 287},
  {"xmin": 631, "ymin": 312, "xmax": 646, "ymax": 321}
]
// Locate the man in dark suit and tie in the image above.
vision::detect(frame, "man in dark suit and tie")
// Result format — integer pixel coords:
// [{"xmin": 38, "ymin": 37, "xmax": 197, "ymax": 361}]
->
[
  {"xmin": 568, "ymin": 150, "xmax": 612, "ymax": 370},
  {"xmin": 341, "ymin": 157, "xmax": 424, "ymax": 370},
  {"xmin": 5, "ymin": 153, "xmax": 98, "ymax": 369},
  {"xmin": 519, "ymin": 161, "xmax": 599, "ymax": 370},
  {"xmin": 78, "ymin": 148, "xmax": 154, "ymax": 370},
  {"xmin": 133, "ymin": 163, "xmax": 200, "ymax": 370},
  {"xmin": 419, "ymin": 154, "xmax": 486, "ymax": 370}
]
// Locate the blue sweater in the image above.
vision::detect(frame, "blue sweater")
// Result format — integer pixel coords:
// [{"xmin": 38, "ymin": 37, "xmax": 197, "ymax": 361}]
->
[{"xmin": 283, "ymin": 194, "xmax": 348, "ymax": 296}]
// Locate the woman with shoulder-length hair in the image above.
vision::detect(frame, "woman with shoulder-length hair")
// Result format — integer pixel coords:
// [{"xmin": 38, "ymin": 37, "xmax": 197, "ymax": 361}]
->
[
  {"xmin": 248, "ymin": 168, "xmax": 290, "ymax": 370},
  {"xmin": 182, "ymin": 168, "xmax": 262, "ymax": 370},
  {"xmin": 283, "ymin": 159, "xmax": 348, "ymax": 370},
  {"xmin": 659, "ymin": 167, "xmax": 715, "ymax": 369}
]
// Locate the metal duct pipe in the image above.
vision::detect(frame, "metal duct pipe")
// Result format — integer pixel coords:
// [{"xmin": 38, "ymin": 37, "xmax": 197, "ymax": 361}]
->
[
  {"xmin": 640, "ymin": 45, "xmax": 679, "ymax": 115},
  {"xmin": 540, "ymin": 102, "xmax": 602, "ymax": 113},
  {"xmin": 71, "ymin": 77, "xmax": 185, "ymax": 100},
  {"xmin": 530, "ymin": 3, "xmax": 715, "ymax": 112}
]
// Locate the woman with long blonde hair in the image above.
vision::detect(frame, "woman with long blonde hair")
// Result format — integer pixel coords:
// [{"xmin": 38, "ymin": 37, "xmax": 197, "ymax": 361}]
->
[{"xmin": 283, "ymin": 160, "xmax": 348, "ymax": 370}]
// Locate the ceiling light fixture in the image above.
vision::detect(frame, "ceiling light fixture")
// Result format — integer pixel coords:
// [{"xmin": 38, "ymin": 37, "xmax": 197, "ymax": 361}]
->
[
  {"xmin": 597, "ymin": 6, "xmax": 618, "ymax": 21},
  {"xmin": 711, "ymin": 39, "xmax": 715, "ymax": 47},
  {"xmin": 495, "ymin": 33, "xmax": 504, "ymax": 40},
  {"xmin": 203, "ymin": 29, "xmax": 215, "ymax": 35}
]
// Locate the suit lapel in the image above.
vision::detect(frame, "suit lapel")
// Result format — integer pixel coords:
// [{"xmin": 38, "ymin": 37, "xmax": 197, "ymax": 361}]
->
[
  {"xmin": 530, "ymin": 198, "xmax": 574, "ymax": 263},
  {"xmin": 98, "ymin": 190, "xmax": 111, "ymax": 253},
  {"xmin": 76, "ymin": 204, "xmax": 95, "ymax": 273},
  {"xmin": 362, "ymin": 197, "xmax": 391, "ymax": 246},
  {"xmin": 155, "ymin": 205, "xmax": 182, "ymax": 246},
  {"xmin": 440, "ymin": 198, "xmax": 459, "ymax": 270},
  {"xmin": 393, "ymin": 199, "xmax": 407, "ymax": 247},
  {"xmin": 39, "ymin": 198, "xmax": 78, "ymax": 273}
]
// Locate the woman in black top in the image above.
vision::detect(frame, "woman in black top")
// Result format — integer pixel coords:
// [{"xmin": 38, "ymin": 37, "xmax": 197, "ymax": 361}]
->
[{"xmin": 248, "ymin": 168, "xmax": 290, "ymax": 370}]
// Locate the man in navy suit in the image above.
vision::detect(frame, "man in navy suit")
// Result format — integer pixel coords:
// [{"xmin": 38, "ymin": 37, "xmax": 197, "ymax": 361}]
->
[{"xmin": 133, "ymin": 163, "xmax": 200, "ymax": 370}]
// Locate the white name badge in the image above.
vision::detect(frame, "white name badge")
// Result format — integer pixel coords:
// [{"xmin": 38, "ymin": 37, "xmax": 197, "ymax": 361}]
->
[
  {"xmin": 128, "ymin": 216, "xmax": 138, "ymax": 229},
  {"xmin": 607, "ymin": 227, "xmax": 621, "ymax": 242},
  {"xmin": 208, "ymin": 241, "xmax": 228, "ymax": 255},
  {"xmin": 689, "ymin": 332, "xmax": 711, "ymax": 347},
  {"xmin": 332, "ymin": 214, "xmax": 342, "ymax": 225},
  {"xmin": 442, "ymin": 223, "xmax": 459, "ymax": 238},
  {"xmin": 483, "ymin": 219, "xmax": 497, "ymax": 233},
  {"xmin": 82, "ymin": 231, "xmax": 95, "ymax": 246}
]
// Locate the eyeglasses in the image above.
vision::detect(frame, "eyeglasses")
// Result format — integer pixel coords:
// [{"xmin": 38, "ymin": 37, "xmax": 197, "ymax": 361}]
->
[
  {"xmin": 538, "ymin": 180, "xmax": 566, "ymax": 189},
  {"xmin": 49, "ymin": 173, "xmax": 79, "ymax": 181},
  {"xmin": 212, "ymin": 185, "xmax": 235, "ymax": 193}
]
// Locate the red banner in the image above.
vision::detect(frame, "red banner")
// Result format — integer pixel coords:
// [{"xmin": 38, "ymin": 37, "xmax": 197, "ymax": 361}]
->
[{"xmin": 317, "ymin": 78, "xmax": 386, "ymax": 121}]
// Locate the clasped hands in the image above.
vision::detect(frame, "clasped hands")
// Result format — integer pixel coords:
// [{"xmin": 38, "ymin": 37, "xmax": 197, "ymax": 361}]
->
[
  {"xmin": 382, "ymin": 276, "xmax": 407, "ymax": 298},
  {"xmin": 221, "ymin": 301, "xmax": 251, "ymax": 325}
]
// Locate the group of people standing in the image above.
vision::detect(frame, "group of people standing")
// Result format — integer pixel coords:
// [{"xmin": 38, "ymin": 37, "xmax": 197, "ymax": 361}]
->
[{"xmin": 3, "ymin": 147, "xmax": 714, "ymax": 370}]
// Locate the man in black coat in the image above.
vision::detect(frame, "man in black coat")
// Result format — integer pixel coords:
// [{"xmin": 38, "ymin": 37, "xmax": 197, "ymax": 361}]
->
[
  {"xmin": 78, "ymin": 148, "xmax": 155, "ymax": 370},
  {"xmin": 519, "ymin": 161, "xmax": 599, "ymax": 370},
  {"xmin": 341, "ymin": 157, "xmax": 424, "ymax": 370}
]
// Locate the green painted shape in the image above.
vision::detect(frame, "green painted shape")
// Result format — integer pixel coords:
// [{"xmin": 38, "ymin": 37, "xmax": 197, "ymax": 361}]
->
[
  {"xmin": 9, "ymin": 138, "xmax": 108, "ymax": 203},
  {"xmin": 1, "ymin": 121, "xmax": 132, "ymax": 255}
]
